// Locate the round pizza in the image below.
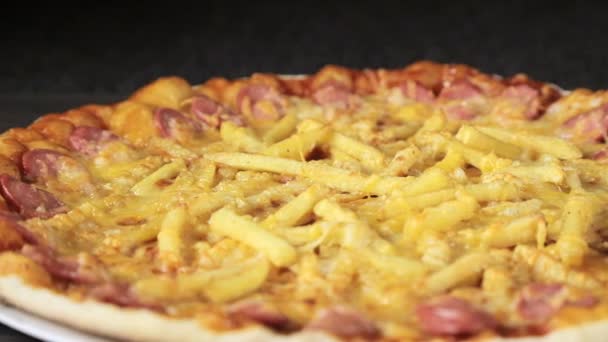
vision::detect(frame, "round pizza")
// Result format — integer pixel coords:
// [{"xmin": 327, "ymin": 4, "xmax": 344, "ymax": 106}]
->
[{"xmin": 1, "ymin": 61, "xmax": 608, "ymax": 341}]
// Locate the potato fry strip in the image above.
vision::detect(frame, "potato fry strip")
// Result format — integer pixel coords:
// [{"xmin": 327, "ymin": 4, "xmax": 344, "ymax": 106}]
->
[
  {"xmin": 477, "ymin": 126, "xmax": 582, "ymax": 160},
  {"xmin": 131, "ymin": 159, "xmax": 186, "ymax": 196},
  {"xmin": 220, "ymin": 122, "xmax": 265, "ymax": 153},
  {"xmin": 555, "ymin": 194, "xmax": 595, "ymax": 266},
  {"xmin": 456, "ymin": 125, "xmax": 522, "ymax": 159},
  {"xmin": 262, "ymin": 184, "xmax": 328, "ymax": 228},
  {"xmin": 262, "ymin": 112, "xmax": 298, "ymax": 144},
  {"xmin": 425, "ymin": 252, "xmax": 486, "ymax": 294},
  {"xmin": 209, "ymin": 207, "xmax": 297, "ymax": 267},
  {"xmin": 329, "ymin": 133, "xmax": 386, "ymax": 171}
]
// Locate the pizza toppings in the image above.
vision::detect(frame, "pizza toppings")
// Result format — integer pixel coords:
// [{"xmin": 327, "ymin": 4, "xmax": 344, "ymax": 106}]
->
[
  {"xmin": 437, "ymin": 81, "xmax": 484, "ymax": 120},
  {"xmin": 154, "ymin": 107, "xmax": 202, "ymax": 142},
  {"xmin": 500, "ymin": 84, "xmax": 542, "ymax": 119},
  {"xmin": 438, "ymin": 81, "xmax": 482, "ymax": 101},
  {"xmin": 21, "ymin": 149, "xmax": 92, "ymax": 191},
  {"xmin": 416, "ymin": 296, "xmax": 497, "ymax": 336},
  {"xmin": 21, "ymin": 245, "xmax": 103, "ymax": 284},
  {"xmin": 561, "ymin": 104, "xmax": 608, "ymax": 142},
  {"xmin": 311, "ymin": 81, "xmax": 359, "ymax": 109},
  {"xmin": 88, "ymin": 282, "xmax": 161, "ymax": 310},
  {"xmin": 592, "ymin": 149, "xmax": 608, "ymax": 162},
  {"xmin": 0, "ymin": 213, "xmax": 24, "ymax": 251},
  {"xmin": 21, "ymin": 149, "xmax": 64, "ymax": 180},
  {"xmin": 0, "ymin": 175, "xmax": 67, "ymax": 219},
  {"xmin": 516, "ymin": 283, "xmax": 566, "ymax": 322},
  {"xmin": 2, "ymin": 62, "xmax": 608, "ymax": 341},
  {"xmin": 236, "ymin": 84, "xmax": 285, "ymax": 120},
  {"xmin": 0, "ymin": 212, "xmax": 39, "ymax": 246},
  {"xmin": 190, "ymin": 95, "xmax": 243, "ymax": 128},
  {"xmin": 68, "ymin": 126, "xmax": 118, "ymax": 156},
  {"xmin": 227, "ymin": 300, "xmax": 290, "ymax": 329},
  {"xmin": 22, "ymin": 149, "xmax": 90, "ymax": 182},
  {"xmin": 306, "ymin": 306, "xmax": 380, "ymax": 338},
  {"xmin": 399, "ymin": 80, "xmax": 435, "ymax": 104}
]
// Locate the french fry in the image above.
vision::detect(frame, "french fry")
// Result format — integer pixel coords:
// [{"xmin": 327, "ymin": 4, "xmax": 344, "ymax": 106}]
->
[
  {"xmin": 387, "ymin": 180, "xmax": 520, "ymax": 216},
  {"xmin": 456, "ymin": 125, "xmax": 522, "ymax": 159},
  {"xmin": 263, "ymin": 126, "xmax": 330, "ymax": 160},
  {"xmin": 262, "ymin": 112, "xmax": 298, "ymax": 144},
  {"xmin": 220, "ymin": 122, "xmax": 265, "ymax": 153},
  {"xmin": 425, "ymin": 252, "xmax": 486, "ymax": 294},
  {"xmin": 262, "ymin": 184, "xmax": 328, "ymax": 228},
  {"xmin": 393, "ymin": 167, "xmax": 450, "ymax": 197},
  {"xmin": 404, "ymin": 194, "xmax": 478, "ymax": 239},
  {"xmin": 477, "ymin": 126, "xmax": 582, "ymax": 160},
  {"xmin": 206, "ymin": 152, "xmax": 413, "ymax": 195},
  {"xmin": 482, "ymin": 214, "xmax": 544, "ymax": 248},
  {"xmin": 514, "ymin": 245, "xmax": 601, "ymax": 289},
  {"xmin": 147, "ymin": 137, "xmax": 199, "ymax": 159},
  {"xmin": 196, "ymin": 160, "xmax": 216, "ymax": 190},
  {"xmin": 157, "ymin": 206, "xmax": 189, "ymax": 268},
  {"xmin": 356, "ymin": 249, "xmax": 427, "ymax": 280},
  {"xmin": 130, "ymin": 159, "xmax": 186, "ymax": 196},
  {"xmin": 205, "ymin": 152, "xmax": 303, "ymax": 175},
  {"xmin": 133, "ymin": 256, "xmax": 270, "ymax": 302},
  {"xmin": 499, "ymin": 163, "xmax": 565, "ymax": 184},
  {"xmin": 555, "ymin": 195, "xmax": 595, "ymax": 266},
  {"xmin": 209, "ymin": 207, "xmax": 297, "ymax": 267},
  {"xmin": 329, "ymin": 133, "xmax": 386, "ymax": 171},
  {"xmin": 433, "ymin": 147, "xmax": 465, "ymax": 172},
  {"xmin": 201, "ymin": 257, "xmax": 270, "ymax": 302},
  {"xmin": 384, "ymin": 145, "xmax": 421, "ymax": 176},
  {"xmin": 313, "ymin": 199, "xmax": 360, "ymax": 223}
]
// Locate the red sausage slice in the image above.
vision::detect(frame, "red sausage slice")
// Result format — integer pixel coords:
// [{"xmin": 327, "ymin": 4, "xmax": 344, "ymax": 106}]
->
[
  {"xmin": 517, "ymin": 283, "xmax": 565, "ymax": 322},
  {"xmin": 439, "ymin": 81, "xmax": 482, "ymax": 101},
  {"xmin": 154, "ymin": 107, "xmax": 202, "ymax": 141},
  {"xmin": 227, "ymin": 300, "xmax": 290, "ymax": 329},
  {"xmin": 68, "ymin": 126, "xmax": 118, "ymax": 156},
  {"xmin": 0, "ymin": 175, "xmax": 67, "ymax": 219},
  {"xmin": 561, "ymin": 104, "xmax": 608, "ymax": 142},
  {"xmin": 306, "ymin": 306, "xmax": 380, "ymax": 338},
  {"xmin": 416, "ymin": 296, "xmax": 497, "ymax": 336},
  {"xmin": 311, "ymin": 81, "xmax": 359, "ymax": 110},
  {"xmin": 236, "ymin": 84, "xmax": 285, "ymax": 120},
  {"xmin": 21, "ymin": 149, "xmax": 63, "ymax": 181},
  {"xmin": 400, "ymin": 80, "xmax": 435, "ymax": 104},
  {"xmin": 87, "ymin": 282, "xmax": 161, "ymax": 310},
  {"xmin": 592, "ymin": 149, "xmax": 608, "ymax": 162},
  {"xmin": 22, "ymin": 149, "xmax": 91, "ymax": 188},
  {"xmin": 501, "ymin": 84, "xmax": 541, "ymax": 119},
  {"xmin": 191, "ymin": 95, "xmax": 243, "ymax": 128},
  {"xmin": 21, "ymin": 244, "xmax": 101, "ymax": 284},
  {"xmin": 438, "ymin": 81, "xmax": 484, "ymax": 120}
]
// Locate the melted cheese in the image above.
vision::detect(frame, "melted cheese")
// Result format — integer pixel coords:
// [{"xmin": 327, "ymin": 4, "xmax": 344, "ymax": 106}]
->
[{"xmin": 9, "ymin": 88, "xmax": 608, "ymax": 341}]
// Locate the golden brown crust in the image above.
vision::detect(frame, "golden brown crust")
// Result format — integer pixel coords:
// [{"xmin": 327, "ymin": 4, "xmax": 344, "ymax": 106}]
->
[
  {"xmin": 0, "ymin": 254, "xmax": 52, "ymax": 287},
  {"xmin": 1, "ymin": 61, "xmax": 572, "ymax": 150}
]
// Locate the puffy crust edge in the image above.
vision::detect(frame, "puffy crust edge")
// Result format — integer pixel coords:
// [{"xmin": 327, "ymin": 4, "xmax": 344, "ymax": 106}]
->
[
  {"xmin": 1, "ymin": 276, "xmax": 608, "ymax": 341},
  {"xmin": 1, "ymin": 60, "xmax": 600, "ymax": 157},
  {"xmin": 0, "ymin": 276, "xmax": 338, "ymax": 342}
]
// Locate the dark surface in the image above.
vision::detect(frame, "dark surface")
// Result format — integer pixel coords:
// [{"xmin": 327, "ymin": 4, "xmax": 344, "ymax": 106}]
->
[{"xmin": 2, "ymin": 1, "xmax": 608, "ymax": 340}]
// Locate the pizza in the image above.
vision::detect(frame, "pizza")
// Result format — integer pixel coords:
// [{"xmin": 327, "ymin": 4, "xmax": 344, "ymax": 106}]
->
[{"xmin": 1, "ymin": 61, "xmax": 608, "ymax": 342}]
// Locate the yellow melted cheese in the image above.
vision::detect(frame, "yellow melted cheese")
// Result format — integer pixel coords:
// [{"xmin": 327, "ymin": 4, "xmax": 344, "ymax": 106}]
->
[{"xmin": 12, "ymin": 90, "xmax": 608, "ymax": 340}]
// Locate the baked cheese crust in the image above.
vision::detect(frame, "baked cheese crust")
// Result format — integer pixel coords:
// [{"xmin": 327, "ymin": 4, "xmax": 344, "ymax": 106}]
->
[{"xmin": 1, "ymin": 61, "xmax": 608, "ymax": 341}]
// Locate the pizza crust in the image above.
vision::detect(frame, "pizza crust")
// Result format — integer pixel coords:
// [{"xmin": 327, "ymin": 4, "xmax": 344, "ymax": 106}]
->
[
  {"xmin": 0, "ymin": 276, "xmax": 337, "ymax": 342},
  {"xmin": 1, "ymin": 275, "xmax": 608, "ymax": 342}
]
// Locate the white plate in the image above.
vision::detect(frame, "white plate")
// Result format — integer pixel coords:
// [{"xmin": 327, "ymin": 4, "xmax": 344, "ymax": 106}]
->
[{"xmin": 0, "ymin": 302, "xmax": 108, "ymax": 342}]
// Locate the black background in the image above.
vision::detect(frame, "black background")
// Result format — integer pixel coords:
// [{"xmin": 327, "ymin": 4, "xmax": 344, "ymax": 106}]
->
[{"xmin": 1, "ymin": 1, "xmax": 608, "ymax": 340}]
